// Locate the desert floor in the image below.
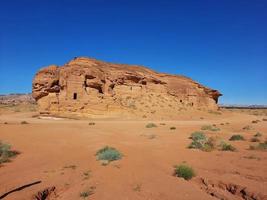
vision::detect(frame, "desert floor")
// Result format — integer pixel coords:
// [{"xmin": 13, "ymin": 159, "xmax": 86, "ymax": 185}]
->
[{"xmin": 0, "ymin": 109, "xmax": 267, "ymax": 200}]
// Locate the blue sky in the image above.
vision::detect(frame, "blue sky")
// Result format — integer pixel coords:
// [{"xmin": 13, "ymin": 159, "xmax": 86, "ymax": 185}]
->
[{"xmin": 0, "ymin": 0, "xmax": 266, "ymax": 104}]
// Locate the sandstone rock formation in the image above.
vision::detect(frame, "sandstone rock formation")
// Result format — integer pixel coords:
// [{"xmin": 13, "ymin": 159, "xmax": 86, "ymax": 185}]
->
[{"xmin": 32, "ymin": 57, "xmax": 221, "ymax": 118}]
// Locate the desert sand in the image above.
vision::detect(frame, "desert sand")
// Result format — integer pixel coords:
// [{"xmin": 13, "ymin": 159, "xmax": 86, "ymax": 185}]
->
[{"xmin": 0, "ymin": 106, "xmax": 267, "ymax": 200}]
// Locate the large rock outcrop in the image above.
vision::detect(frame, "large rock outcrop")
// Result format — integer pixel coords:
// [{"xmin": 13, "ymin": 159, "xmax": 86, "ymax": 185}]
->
[{"xmin": 32, "ymin": 57, "xmax": 221, "ymax": 118}]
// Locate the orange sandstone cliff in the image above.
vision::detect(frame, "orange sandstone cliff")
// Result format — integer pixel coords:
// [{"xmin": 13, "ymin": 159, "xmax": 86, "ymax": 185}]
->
[{"xmin": 32, "ymin": 57, "xmax": 221, "ymax": 118}]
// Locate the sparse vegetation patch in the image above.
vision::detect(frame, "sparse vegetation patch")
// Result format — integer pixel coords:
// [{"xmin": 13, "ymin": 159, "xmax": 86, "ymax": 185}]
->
[
  {"xmin": 249, "ymin": 141, "xmax": 267, "ymax": 151},
  {"xmin": 96, "ymin": 146, "xmax": 122, "ymax": 164},
  {"xmin": 0, "ymin": 141, "xmax": 19, "ymax": 164},
  {"xmin": 80, "ymin": 186, "xmax": 95, "ymax": 198},
  {"xmin": 170, "ymin": 127, "xmax": 176, "ymax": 130},
  {"xmin": 174, "ymin": 164, "xmax": 195, "ymax": 180},
  {"xmin": 201, "ymin": 125, "xmax": 220, "ymax": 131},
  {"xmin": 220, "ymin": 142, "xmax": 236, "ymax": 151},
  {"xmin": 229, "ymin": 134, "xmax": 245, "ymax": 141}
]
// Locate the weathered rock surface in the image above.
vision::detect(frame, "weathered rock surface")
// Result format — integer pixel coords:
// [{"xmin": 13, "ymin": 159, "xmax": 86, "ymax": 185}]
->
[{"xmin": 32, "ymin": 57, "xmax": 221, "ymax": 118}]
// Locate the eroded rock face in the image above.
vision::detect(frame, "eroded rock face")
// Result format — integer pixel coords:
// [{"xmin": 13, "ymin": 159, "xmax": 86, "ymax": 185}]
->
[{"xmin": 32, "ymin": 57, "xmax": 222, "ymax": 118}]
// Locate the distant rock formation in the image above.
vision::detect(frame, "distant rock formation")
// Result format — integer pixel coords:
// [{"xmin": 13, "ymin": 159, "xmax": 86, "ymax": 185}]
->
[
  {"xmin": 0, "ymin": 93, "xmax": 35, "ymax": 105},
  {"xmin": 32, "ymin": 57, "xmax": 221, "ymax": 118}
]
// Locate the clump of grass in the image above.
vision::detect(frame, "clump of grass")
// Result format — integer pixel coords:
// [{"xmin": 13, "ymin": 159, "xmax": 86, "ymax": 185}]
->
[
  {"xmin": 190, "ymin": 131, "xmax": 206, "ymax": 141},
  {"xmin": 21, "ymin": 121, "xmax": 29, "ymax": 124},
  {"xmin": 220, "ymin": 142, "xmax": 236, "ymax": 151},
  {"xmin": 229, "ymin": 134, "xmax": 245, "ymax": 141},
  {"xmin": 188, "ymin": 132, "xmax": 214, "ymax": 151},
  {"xmin": 96, "ymin": 146, "xmax": 122, "ymax": 164},
  {"xmin": 249, "ymin": 141, "xmax": 267, "ymax": 151},
  {"xmin": 254, "ymin": 132, "xmax": 262, "ymax": 137},
  {"xmin": 250, "ymin": 137, "xmax": 260, "ymax": 142},
  {"xmin": 146, "ymin": 123, "xmax": 157, "ymax": 128},
  {"xmin": 88, "ymin": 122, "xmax": 95, "ymax": 125},
  {"xmin": 174, "ymin": 164, "xmax": 196, "ymax": 180},
  {"xmin": 80, "ymin": 186, "xmax": 95, "ymax": 198},
  {"xmin": 251, "ymin": 120, "xmax": 260, "ymax": 124},
  {"xmin": 201, "ymin": 125, "xmax": 220, "ymax": 131},
  {"xmin": 0, "ymin": 141, "xmax": 19, "ymax": 164},
  {"xmin": 170, "ymin": 127, "xmax": 176, "ymax": 130}
]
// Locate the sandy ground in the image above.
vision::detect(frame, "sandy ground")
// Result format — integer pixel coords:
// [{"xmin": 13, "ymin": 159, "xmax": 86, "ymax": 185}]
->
[{"xmin": 0, "ymin": 110, "xmax": 267, "ymax": 200}]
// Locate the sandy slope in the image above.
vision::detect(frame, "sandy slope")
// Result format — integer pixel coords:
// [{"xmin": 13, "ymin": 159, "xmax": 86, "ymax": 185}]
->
[{"xmin": 0, "ymin": 111, "xmax": 267, "ymax": 200}]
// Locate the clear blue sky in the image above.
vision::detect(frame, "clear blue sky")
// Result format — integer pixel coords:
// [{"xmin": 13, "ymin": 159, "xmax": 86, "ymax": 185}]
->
[{"xmin": 0, "ymin": 0, "xmax": 266, "ymax": 104}]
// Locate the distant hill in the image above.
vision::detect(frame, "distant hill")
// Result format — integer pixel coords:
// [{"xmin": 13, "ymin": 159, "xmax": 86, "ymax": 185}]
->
[
  {"xmin": 220, "ymin": 104, "xmax": 267, "ymax": 109},
  {"xmin": 0, "ymin": 93, "xmax": 35, "ymax": 105}
]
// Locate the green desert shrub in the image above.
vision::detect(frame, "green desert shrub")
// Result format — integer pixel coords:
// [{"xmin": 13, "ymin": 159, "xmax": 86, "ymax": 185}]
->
[
  {"xmin": 174, "ymin": 164, "xmax": 196, "ymax": 180},
  {"xmin": 146, "ymin": 123, "xmax": 157, "ymax": 128},
  {"xmin": 190, "ymin": 131, "xmax": 206, "ymax": 141},
  {"xmin": 0, "ymin": 141, "xmax": 19, "ymax": 164},
  {"xmin": 188, "ymin": 132, "xmax": 215, "ymax": 151},
  {"xmin": 220, "ymin": 142, "xmax": 236, "ymax": 151},
  {"xmin": 188, "ymin": 132, "xmax": 207, "ymax": 149},
  {"xmin": 229, "ymin": 134, "xmax": 245, "ymax": 141},
  {"xmin": 202, "ymin": 137, "xmax": 218, "ymax": 152},
  {"xmin": 201, "ymin": 125, "xmax": 220, "ymax": 131},
  {"xmin": 96, "ymin": 146, "xmax": 122, "ymax": 163}
]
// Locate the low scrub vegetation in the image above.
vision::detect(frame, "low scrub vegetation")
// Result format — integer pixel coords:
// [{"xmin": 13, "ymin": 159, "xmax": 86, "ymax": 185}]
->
[
  {"xmin": 170, "ymin": 127, "xmax": 176, "ymax": 130},
  {"xmin": 21, "ymin": 121, "xmax": 29, "ymax": 124},
  {"xmin": 229, "ymin": 134, "xmax": 245, "ymax": 141},
  {"xmin": 0, "ymin": 141, "xmax": 19, "ymax": 164},
  {"xmin": 220, "ymin": 142, "xmax": 236, "ymax": 151},
  {"xmin": 146, "ymin": 123, "xmax": 157, "ymax": 128},
  {"xmin": 88, "ymin": 122, "xmax": 95, "ymax": 125},
  {"xmin": 174, "ymin": 164, "xmax": 195, "ymax": 180},
  {"xmin": 80, "ymin": 186, "xmax": 95, "ymax": 198},
  {"xmin": 96, "ymin": 146, "xmax": 122, "ymax": 164},
  {"xmin": 201, "ymin": 125, "xmax": 220, "ymax": 131},
  {"xmin": 188, "ymin": 132, "xmax": 215, "ymax": 152},
  {"xmin": 188, "ymin": 132, "xmax": 236, "ymax": 152},
  {"xmin": 249, "ymin": 141, "xmax": 267, "ymax": 151}
]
